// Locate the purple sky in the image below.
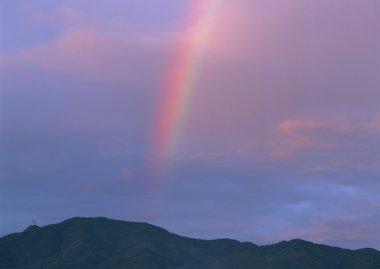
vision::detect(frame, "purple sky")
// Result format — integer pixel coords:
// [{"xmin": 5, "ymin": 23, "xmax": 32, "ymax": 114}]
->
[{"xmin": 1, "ymin": 0, "xmax": 380, "ymax": 250}]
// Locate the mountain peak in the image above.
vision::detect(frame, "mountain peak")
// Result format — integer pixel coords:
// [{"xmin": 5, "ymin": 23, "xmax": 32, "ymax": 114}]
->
[
  {"xmin": 24, "ymin": 224, "xmax": 40, "ymax": 232},
  {"xmin": 1, "ymin": 217, "xmax": 379, "ymax": 269}
]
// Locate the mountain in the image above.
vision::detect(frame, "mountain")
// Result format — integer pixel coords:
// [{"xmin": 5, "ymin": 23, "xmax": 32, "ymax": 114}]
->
[{"xmin": 0, "ymin": 217, "xmax": 379, "ymax": 269}]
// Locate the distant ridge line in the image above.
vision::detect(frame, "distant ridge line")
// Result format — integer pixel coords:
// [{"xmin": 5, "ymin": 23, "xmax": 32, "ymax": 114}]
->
[{"xmin": 0, "ymin": 217, "xmax": 379, "ymax": 269}]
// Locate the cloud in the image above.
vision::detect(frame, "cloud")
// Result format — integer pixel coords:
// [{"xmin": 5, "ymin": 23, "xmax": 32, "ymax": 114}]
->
[
  {"xmin": 273, "ymin": 210, "xmax": 380, "ymax": 249},
  {"xmin": 1, "ymin": 1, "xmax": 379, "ymax": 250},
  {"xmin": 271, "ymin": 117, "xmax": 380, "ymax": 175},
  {"xmin": 370, "ymin": 113, "xmax": 380, "ymax": 132},
  {"xmin": 1, "ymin": 5, "xmax": 175, "ymax": 84},
  {"xmin": 1, "ymin": 30, "xmax": 171, "ymax": 83},
  {"xmin": 30, "ymin": 6, "xmax": 86, "ymax": 26},
  {"xmin": 173, "ymin": 0, "xmax": 380, "ymax": 158},
  {"xmin": 273, "ymin": 118, "xmax": 351, "ymax": 158}
]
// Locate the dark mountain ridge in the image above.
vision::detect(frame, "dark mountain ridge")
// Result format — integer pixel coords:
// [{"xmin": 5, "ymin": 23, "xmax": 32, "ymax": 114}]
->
[{"xmin": 0, "ymin": 217, "xmax": 379, "ymax": 269}]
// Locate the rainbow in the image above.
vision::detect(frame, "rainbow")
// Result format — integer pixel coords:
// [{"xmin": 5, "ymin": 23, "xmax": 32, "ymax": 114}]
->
[{"xmin": 152, "ymin": 0, "xmax": 224, "ymax": 180}]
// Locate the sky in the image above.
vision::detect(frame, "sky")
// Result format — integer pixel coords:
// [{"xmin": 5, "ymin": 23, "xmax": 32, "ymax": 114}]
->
[{"xmin": 0, "ymin": 0, "xmax": 379, "ymax": 250}]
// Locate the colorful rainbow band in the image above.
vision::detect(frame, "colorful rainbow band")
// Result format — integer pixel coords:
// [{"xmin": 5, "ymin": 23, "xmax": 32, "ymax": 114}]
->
[{"xmin": 153, "ymin": 0, "xmax": 224, "ymax": 181}]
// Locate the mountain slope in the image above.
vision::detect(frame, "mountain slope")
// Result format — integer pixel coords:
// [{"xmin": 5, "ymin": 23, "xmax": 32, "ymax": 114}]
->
[{"xmin": 0, "ymin": 217, "xmax": 379, "ymax": 269}]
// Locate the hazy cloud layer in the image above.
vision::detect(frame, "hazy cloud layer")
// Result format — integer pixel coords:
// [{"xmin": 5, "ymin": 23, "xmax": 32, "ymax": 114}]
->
[{"xmin": 0, "ymin": 0, "xmax": 379, "ymax": 249}]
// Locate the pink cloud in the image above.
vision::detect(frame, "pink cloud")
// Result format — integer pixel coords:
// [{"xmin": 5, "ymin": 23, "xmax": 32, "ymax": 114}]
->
[
  {"xmin": 1, "ymin": 29, "xmax": 170, "ymax": 83},
  {"xmin": 271, "ymin": 117, "xmax": 380, "ymax": 174},
  {"xmin": 272, "ymin": 119, "xmax": 351, "ymax": 158},
  {"xmin": 30, "ymin": 6, "xmax": 85, "ymax": 25},
  {"xmin": 1, "ymin": 6, "xmax": 173, "ymax": 83},
  {"xmin": 277, "ymin": 119, "xmax": 350, "ymax": 135},
  {"xmin": 28, "ymin": 5, "xmax": 130, "ymax": 33},
  {"xmin": 370, "ymin": 113, "xmax": 380, "ymax": 132}
]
